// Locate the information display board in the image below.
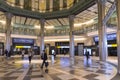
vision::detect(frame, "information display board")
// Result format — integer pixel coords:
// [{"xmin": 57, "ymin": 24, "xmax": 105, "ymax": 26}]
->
[
  {"xmin": 12, "ymin": 38, "xmax": 34, "ymax": 44},
  {"xmin": 94, "ymin": 33, "xmax": 116, "ymax": 42}
]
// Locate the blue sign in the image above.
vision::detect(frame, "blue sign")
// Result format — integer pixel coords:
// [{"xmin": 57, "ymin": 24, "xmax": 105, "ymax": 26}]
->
[
  {"xmin": 94, "ymin": 33, "xmax": 116, "ymax": 42},
  {"xmin": 13, "ymin": 38, "xmax": 34, "ymax": 44}
]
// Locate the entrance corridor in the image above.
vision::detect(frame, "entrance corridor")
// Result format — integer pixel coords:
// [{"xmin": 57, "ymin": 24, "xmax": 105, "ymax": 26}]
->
[{"xmin": 0, "ymin": 55, "xmax": 119, "ymax": 80}]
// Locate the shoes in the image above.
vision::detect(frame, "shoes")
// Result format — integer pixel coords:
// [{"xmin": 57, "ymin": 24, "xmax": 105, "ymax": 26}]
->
[
  {"xmin": 41, "ymin": 66, "xmax": 43, "ymax": 69},
  {"xmin": 45, "ymin": 69, "xmax": 48, "ymax": 73}
]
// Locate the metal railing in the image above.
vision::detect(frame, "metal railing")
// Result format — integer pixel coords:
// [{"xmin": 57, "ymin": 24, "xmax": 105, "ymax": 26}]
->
[{"xmin": 0, "ymin": 23, "xmax": 116, "ymax": 36}]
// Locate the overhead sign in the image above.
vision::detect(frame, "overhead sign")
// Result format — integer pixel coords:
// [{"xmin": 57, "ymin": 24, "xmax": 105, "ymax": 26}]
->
[
  {"xmin": 12, "ymin": 38, "xmax": 34, "ymax": 44},
  {"xmin": 94, "ymin": 33, "xmax": 116, "ymax": 42}
]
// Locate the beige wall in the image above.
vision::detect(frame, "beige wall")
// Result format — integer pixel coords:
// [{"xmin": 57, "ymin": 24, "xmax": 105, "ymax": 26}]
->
[
  {"xmin": 45, "ymin": 42, "xmax": 55, "ymax": 46},
  {"xmin": 84, "ymin": 36, "xmax": 94, "ymax": 46}
]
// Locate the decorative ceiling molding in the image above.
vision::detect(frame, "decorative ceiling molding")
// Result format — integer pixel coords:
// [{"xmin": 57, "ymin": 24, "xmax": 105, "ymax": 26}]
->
[{"xmin": 0, "ymin": 0, "xmax": 96, "ymax": 20}]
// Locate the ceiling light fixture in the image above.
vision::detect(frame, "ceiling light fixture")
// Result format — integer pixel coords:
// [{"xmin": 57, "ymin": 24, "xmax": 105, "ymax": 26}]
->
[
  {"xmin": 34, "ymin": 25, "xmax": 54, "ymax": 29},
  {"xmin": 74, "ymin": 19, "xmax": 94, "ymax": 27},
  {"xmin": 0, "ymin": 20, "xmax": 14, "ymax": 25},
  {"xmin": 45, "ymin": 26, "xmax": 54, "ymax": 29},
  {"xmin": 34, "ymin": 25, "xmax": 40, "ymax": 29},
  {"xmin": 0, "ymin": 20, "xmax": 6, "ymax": 24}
]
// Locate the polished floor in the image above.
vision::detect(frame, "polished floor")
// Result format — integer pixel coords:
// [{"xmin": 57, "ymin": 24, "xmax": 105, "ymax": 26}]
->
[{"xmin": 0, "ymin": 55, "xmax": 119, "ymax": 80}]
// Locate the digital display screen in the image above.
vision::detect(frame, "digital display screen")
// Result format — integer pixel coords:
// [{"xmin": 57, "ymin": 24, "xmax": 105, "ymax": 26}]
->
[
  {"xmin": 12, "ymin": 38, "xmax": 34, "ymax": 44},
  {"xmin": 94, "ymin": 33, "xmax": 116, "ymax": 42}
]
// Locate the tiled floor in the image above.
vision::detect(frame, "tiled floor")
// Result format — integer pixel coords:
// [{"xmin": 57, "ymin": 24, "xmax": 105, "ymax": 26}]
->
[{"xmin": 0, "ymin": 55, "xmax": 119, "ymax": 80}]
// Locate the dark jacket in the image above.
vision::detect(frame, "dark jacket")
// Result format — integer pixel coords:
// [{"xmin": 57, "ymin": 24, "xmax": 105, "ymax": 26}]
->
[
  {"xmin": 43, "ymin": 53, "xmax": 48, "ymax": 60},
  {"xmin": 86, "ymin": 51, "xmax": 90, "ymax": 58},
  {"xmin": 5, "ymin": 50, "xmax": 8, "ymax": 56}
]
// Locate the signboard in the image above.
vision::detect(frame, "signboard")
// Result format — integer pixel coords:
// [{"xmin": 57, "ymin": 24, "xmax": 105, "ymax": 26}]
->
[
  {"xmin": 15, "ymin": 46, "xmax": 31, "ymax": 48},
  {"xmin": 57, "ymin": 46, "xmax": 69, "ymax": 48},
  {"xmin": 12, "ymin": 38, "xmax": 34, "ymax": 44},
  {"xmin": 94, "ymin": 33, "xmax": 116, "ymax": 42}
]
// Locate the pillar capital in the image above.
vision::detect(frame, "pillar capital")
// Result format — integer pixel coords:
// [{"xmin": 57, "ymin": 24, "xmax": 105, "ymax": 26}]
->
[
  {"xmin": 69, "ymin": 15, "xmax": 75, "ymax": 19},
  {"xmin": 5, "ymin": 13, "xmax": 13, "ymax": 19},
  {"xmin": 40, "ymin": 19, "xmax": 45, "ymax": 23},
  {"xmin": 40, "ymin": 19, "xmax": 45, "ymax": 29},
  {"xmin": 69, "ymin": 15, "xmax": 75, "ymax": 32}
]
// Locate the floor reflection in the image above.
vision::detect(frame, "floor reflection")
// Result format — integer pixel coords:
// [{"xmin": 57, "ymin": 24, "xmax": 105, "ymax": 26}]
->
[
  {"xmin": 51, "ymin": 55, "xmax": 55, "ymax": 64},
  {"xmin": 14, "ymin": 55, "xmax": 94, "ymax": 69},
  {"xmin": 60, "ymin": 57, "xmax": 70, "ymax": 67},
  {"xmin": 83, "ymin": 56, "xmax": 92, "ymax": 67},
  {"xmin": 0, "ymin": 55, "xmax": 118, "ymax": 80}
]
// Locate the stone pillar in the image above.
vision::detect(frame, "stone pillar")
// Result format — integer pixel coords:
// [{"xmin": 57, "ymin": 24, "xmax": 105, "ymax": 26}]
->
[
  {"xmin": 37, "ymin": 36, "xmax": 40, "ymax": 46},
  {"xmin": 50, "ymin": 0, "xmax": 53, "ymax": 12},
  {"xmin": 116, "ymin": 0, "xmax": 120, "ymax": 74},
  {"xmin": 60, "ymin": 0, "xmax": 63, "ymax": 10},
  {"xmin": 69, "ymin": 15, "xmax": 75, "ymax": 66},
  {"xmin": 5, "ymin": 13, "xmax": 12, "ymax": 54},
  {"xmin": 40, "ymin": 19, "xmax": 45, "ymax": 54},
  {"xmin": 98, "ymin": 0, "xmax": 108, "ymax": 61}
]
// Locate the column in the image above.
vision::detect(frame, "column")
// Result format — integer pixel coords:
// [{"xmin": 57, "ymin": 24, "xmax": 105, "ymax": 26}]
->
[
  {"xmin": 37, "ymin": 36, "xmax": 40, "ymax": 46},
  {"xmin": 116, "ymin": 0, "xmax": 120, "ymax": 74},
  {"xmin": 98, "ymin": 0, "xmax": 108, "ymax": 61},
  {"xmin": 5, "ymin": 13, "xmax": 12, "ymax": 56},
  {"xmin": 50, "ymin": 0, "xmax": 53, "ymax": 12},
  {"xmin": 40, "ymin": 19, "xmax": 45, "ymax": 54},
  {"xmin": 69, "ymin": 15, "xmax": 75, "ymax": 66},
  {"xmin": 60, "ymin": 0, "xmax": 63, "ymax": 10}
]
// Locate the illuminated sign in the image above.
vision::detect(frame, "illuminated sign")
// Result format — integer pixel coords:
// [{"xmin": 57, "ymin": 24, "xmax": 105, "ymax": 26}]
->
[
  {"xmin": 107, "ymin": 44, "xmax": 117, "ymax": 47},
  {"xmin": 15, "ymin": 46, "xmax": 31, "ymax": 48},
  {"xmin": 13, "ymin": 38, "xmax": 34, "ymax": 44},
  {"xmin": 57, "ymin": 46, "xmax": 69, "ymax": 48},
  {"xmin": 94, "ymin": 33, "xmax": 116, "ymax": 42}
]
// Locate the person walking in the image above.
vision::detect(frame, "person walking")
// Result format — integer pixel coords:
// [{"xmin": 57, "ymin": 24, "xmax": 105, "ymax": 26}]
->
[
  {"xmin": 41, "ymin": 50, "xmax": 48, "ymax": 69},
  {"xmin": 85, "ymin": 51, "xmax": 90, "ymax": 61},
  {"xmin": 28, "ymin": 49, "xmax": 33, "ymax": 64},
  {"xmin": 21, "ymin": 50, "xmax": 25, "ymax": 59},
  {"xmin": 4, "ymin": 49, "xmax": 8, "ymax": 57}
]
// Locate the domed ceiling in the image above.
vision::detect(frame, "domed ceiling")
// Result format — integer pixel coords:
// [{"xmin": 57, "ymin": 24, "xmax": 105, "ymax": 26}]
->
[
  {"xmin": 5, "ymin": 0, "xmax": 80, "ymax": 12},
  {"xmin": 0, "ymin": 0, "xmax": 115, "ymax": 37}
]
